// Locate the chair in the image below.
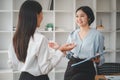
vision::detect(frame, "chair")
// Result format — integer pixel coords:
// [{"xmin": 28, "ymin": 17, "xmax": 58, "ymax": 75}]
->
[{"xmin": 97, "ymin": 63, "xmax": 120, "ymax": 75}]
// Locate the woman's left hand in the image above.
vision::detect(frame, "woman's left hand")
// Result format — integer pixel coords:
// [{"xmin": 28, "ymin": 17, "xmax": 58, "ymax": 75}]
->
[
  {"xmin": 48, "ymin": 41, "xmax": 59, "ymax": 50},
  {"xmin": 92, "ymin": 56, "xmax": 100, "ymax": 64}
]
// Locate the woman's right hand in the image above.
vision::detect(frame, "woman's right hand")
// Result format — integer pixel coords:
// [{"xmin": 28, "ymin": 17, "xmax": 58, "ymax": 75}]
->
[
  {"xmin": 58, "ymin": 43, "xmax": 76, "ymax": 54},
  {"xmin": 48, "ymin": 41, "xmax": 59, "ymax": 50}
]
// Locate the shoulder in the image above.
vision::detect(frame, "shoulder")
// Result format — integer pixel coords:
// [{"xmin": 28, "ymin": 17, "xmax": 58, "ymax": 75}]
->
[
  {"xmin": 32, "ymin": 31, "xmax": 48, "ymax": 44},
  {"xmin": 34, "ymin": 28, "xmax": 47, "ymax": 41},
  {"xmin": 91, "ymin": 28, "xmax": 104, "ymax": 40},
  {"xmin": 91, "ymin": 28, "xmax": 103, "ymax": 36}
]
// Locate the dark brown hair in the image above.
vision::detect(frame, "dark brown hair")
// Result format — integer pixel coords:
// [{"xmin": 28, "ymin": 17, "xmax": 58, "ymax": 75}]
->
[
  {"xmin": 76, "ymin": 6, "xmax": 95, "ymax": 25},
  {"xmin": 13, "ymin": 0, "xmax": 42, "ymax": 62}
]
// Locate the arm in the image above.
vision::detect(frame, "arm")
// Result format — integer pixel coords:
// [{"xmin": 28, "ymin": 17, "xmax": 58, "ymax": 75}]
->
[
  {"xmin": 98, "ymin": 33, "xmax": 105, "ymax": 66},
  {"xmin": 93, "ymin": 33, "xmax": 105, "ymax": 66},
  {"xmin": 8, "ymin": 43, "xmax": 19, "ymax": 70},
  {"xmin": 37, "ymin": 36, "xmax": 75, "ymax": 74},
  {"xmin": 66, "ymin": 34, "xmax": 74, "ymax": 59}
]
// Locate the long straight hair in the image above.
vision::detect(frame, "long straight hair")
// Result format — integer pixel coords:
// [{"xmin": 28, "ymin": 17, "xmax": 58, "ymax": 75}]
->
[{"xmin": 13, "ymin": 0, "xmax": 42, "ymax": 62}]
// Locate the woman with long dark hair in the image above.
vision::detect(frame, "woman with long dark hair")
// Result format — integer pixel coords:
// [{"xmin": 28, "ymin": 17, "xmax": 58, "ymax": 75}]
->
[{"xmin": 8, "ymin": 0, "xmax": 75, "ymax": 80}]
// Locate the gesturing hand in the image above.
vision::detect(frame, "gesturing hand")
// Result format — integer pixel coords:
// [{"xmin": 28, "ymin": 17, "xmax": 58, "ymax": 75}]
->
[
  {"xmin": 48, "ymin": 41, "xmax": 59, "ymax": 50},
  {"xmin": 59, "ymin": 43, "xmax": 76, "ymax": 54}
]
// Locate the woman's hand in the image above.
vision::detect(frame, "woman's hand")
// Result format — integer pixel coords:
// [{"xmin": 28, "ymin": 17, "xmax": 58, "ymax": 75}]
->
[
  {"xmin": 48, "ymin": 41, "xmax": 59, "ymax": 50},
  {"xmin": 92, "ymin": 56, "xmax": 100, "ymax": 64},
  {"xmin": 58, "ymin": 43, "xmax": 76, "ymax": 54}
]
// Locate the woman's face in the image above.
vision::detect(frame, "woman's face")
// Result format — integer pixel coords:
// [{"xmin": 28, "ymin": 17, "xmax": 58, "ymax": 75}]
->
[
  {"xmin": 37, "ymin": 12, "xmax": 43, "ymax": 27},
  {"xmin": 76, "ymin": 10, "xmax": 89, "ymax": 27}
]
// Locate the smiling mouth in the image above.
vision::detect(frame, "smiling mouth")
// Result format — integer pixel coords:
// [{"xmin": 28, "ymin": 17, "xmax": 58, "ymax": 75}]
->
[{"xmin": 78, "ymin": 22, "xmax": 83, "ymax": 24}]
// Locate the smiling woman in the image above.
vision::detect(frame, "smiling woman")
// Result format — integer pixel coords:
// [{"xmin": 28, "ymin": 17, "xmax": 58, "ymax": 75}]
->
[
  {"xmin": 0, "ymin": 0, "xmax": 119, "ymax": 80},
  {"xmin": 64, "ymin": 6, "xmax": 105, "ymax": 80}
]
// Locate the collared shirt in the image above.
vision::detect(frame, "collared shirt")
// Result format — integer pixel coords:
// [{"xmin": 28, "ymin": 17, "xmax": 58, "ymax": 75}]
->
[
  {"xmin": 66, "ymin": 28, "xmax": 105, "ymax": 66},
  {"xmin": 8, "ymin": 28, "xmax": 64, "ymax": 76}
]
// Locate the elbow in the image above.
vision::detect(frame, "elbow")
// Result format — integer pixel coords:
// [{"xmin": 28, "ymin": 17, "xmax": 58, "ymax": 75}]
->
[
  {"xmin": 98, "ymin": 56, "xmax": 105, "ymax": 66},
  {"xmin": 40, "ymin": 64, "xmax": 54, "ymax": 74}
]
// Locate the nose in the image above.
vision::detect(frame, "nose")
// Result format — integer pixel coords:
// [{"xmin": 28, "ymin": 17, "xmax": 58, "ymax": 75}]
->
[{"xmin": 77, "ymin": 17, "xmax": 82, "ymax": 22}]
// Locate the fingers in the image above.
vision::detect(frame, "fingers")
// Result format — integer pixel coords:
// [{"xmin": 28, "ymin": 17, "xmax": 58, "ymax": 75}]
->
[
  {"xmin": 66, "ymin": 43, "xmax": 76, "ymax": 50},
  {"xmin": 48, "ymin": 42, "xmax": 54, "ymax": 47},
  {"xmin": 48, "ymin": 41, "xmax": 59, "ymax": 49},
  {"xmin": 66, "ymin": 43, "xmax": 76, "ymax": 47},
  {"xmin": 92, "ymin": 57, "xmax": 100, "ymax": 63},
  {"xmin": 59, "ymin": 43, "xmax": 76, "ymax": 52}
]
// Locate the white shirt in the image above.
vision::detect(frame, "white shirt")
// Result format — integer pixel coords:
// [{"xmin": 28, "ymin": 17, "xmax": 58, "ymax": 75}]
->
[{"xmin": 8, "ymin": 28, "xmax": 64, "ymax": 76}]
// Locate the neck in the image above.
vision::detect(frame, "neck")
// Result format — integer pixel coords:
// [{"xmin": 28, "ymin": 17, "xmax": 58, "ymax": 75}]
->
[{"xmin": 80, "ymin": 25, "xmax": 90, "ymax": 33}]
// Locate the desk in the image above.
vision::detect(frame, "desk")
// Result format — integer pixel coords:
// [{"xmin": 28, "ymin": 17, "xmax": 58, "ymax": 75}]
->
[
  {"xmin": 95, "ymin": 75, "xmax": 106, "ymax": 80},
  {"xmin": 95, "ymin": 75, "xmax": 120, "ymax": 80}
]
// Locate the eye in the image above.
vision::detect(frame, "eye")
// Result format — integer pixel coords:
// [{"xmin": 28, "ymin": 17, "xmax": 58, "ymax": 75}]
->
[
  {"xmin": 80, "ymin": 14, "xmax": 85, "ymax": 17},
  {"xmin": 76, "ymin": 15, "xmax": 78, "ymax": 18}
]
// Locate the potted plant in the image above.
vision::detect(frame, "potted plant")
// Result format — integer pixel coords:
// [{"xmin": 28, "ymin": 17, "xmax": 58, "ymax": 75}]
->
[{"xmin": 46, "ymin": 23, "xmax": 53, "ymax": 31}]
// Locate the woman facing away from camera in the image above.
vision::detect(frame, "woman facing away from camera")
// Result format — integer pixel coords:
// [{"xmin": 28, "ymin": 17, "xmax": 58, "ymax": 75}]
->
[
  {"xmin": 8, "ymin": 0, "xmax": 76, "ymax": 80},
  {"xmin": 64, "ymin": 6, "xmax": 105, "ymax": 80}
]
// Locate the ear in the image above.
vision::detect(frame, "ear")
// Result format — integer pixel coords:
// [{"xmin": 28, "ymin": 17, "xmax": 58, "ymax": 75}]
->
[{"xmin": 37, "ymin": 12, "xmax": 43, "ymax": 27}]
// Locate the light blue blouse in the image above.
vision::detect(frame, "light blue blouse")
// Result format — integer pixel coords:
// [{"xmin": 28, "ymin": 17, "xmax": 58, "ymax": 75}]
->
[{"xmin": 66, "ymin": 28, "xmax": 105, "ymax": 66}]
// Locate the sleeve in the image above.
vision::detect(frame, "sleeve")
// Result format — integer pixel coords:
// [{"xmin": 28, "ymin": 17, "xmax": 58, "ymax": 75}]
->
[
  {"xmin": 8, "ymin": 43, "xmax": 19, "ymax": 70},
  {"xmin": 97, "ymin": 33, "xmax": 105, "ymax": 66},
  {"xmin": 66, "ymin": 34, "xmax": 74, "ymax": 59},
  {"xmin": 37, "ymin": 36, "xmax": 64, "ymax": 74}
]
